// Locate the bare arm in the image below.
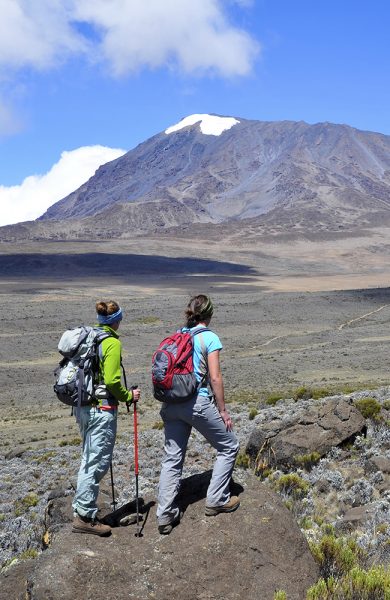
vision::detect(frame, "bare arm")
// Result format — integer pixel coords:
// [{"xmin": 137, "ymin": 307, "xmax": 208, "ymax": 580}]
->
[{"xmin": 207, "ymin": 350, "xmax": 233, "ymax": 431}]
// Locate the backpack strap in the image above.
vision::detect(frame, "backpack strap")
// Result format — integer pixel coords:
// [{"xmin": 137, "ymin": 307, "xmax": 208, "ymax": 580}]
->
[
  {"xmin": 191, "ymin": 328, "xmax": 211, "ymax": 390},
  {"xmin": 75, "ymin": 329, "xmax": 112, "ymax": 422},
  {"xmin": 76, "ymin": 358, "xmax": 86, "ymax": 423}
]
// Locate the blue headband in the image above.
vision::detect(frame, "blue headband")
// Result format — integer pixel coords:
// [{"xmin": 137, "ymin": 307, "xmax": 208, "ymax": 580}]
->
[{"xmin": 97, "ymin": 307, "xmax": 123, "ymax": 325}]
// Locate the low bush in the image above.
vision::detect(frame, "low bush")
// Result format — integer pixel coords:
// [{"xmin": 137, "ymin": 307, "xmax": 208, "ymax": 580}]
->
[
  {"xmin": 265, "ymin": 392, "xmax": 284, "ymax": 406},
  {"xmin": 306, "ymin": 565, "xmax": 390, "ymax": 599},
  {"xmin": 311, "ymin": 388, "xmax": 333, "ymax": 400},
  {"xmin": 136, "ymin": 316, "xmax": 161, "ymax": 325},
  {"xmin": 273, "ymin": 473, "xmax": 309, "ymax": 499},
  {"xmin": 300, "ymin": 516, "xmax": 313, "ymax": 530},
  {"xmin": 35, "ymin": 451, "xmax": 56, "ymax": 463},
  {"xmin": 14, "ymin": 493, "xmax": 39, "ymax": 516},
  {"xmin": 293, "ymin": 386, "xmax": 313, "ymax": 401},
  {"xmin": 309, "ymin": 533, "xmax": 363, "ymax": 580},
  {"xmin": 295, "ymin": 452, "xmax": 322, "ymax": 470},
  {"xmin": 58, "ymin": 437, "xmax": 81, "ymax": 447},
  {"xmin": 248, "ymin": 407, "xmax": 258, "ymax": 420},
  {"xmin": 354, "ymin": 398, "xmax": 381, "ymax": 420},
  {"xmin": 228, "ymin": 389, "xmax": 260, "ymax": 404},
  {"xmin": 19, "ymin": 548, "xmax": 38, "ymax": 561},
  {"xmin": 235, "ymin": 452, "xmax": 250, "ymax": 469},
  {"xmin": 152, "ymin": 421, "xmax": 164, "ymax": 430}
]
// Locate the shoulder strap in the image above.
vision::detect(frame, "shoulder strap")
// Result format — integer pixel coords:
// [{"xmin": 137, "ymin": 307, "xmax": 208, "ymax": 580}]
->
[
  {"xmin": 190, "ymin": 327, "xmax": 210, "ymax": 338},
  {"xmin": 192, "ymin": 328, "xmax": 212, "ymax": 388}
]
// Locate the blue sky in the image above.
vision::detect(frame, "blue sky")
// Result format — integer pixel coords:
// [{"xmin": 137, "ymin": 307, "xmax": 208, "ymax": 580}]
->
[{"xmin": 0, "ymin": 0, "xmax": 389, "ymax": 225}]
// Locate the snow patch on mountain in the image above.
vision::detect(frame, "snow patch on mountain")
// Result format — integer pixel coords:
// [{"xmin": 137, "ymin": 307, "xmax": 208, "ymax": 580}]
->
[{"xmin": 165, "ymin": 114, "xmax": 240, "ymax": 136}]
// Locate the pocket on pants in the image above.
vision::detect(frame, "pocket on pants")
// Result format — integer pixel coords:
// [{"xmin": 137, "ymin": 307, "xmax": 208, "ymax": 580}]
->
[{"xmin": 193, "ymin": 395, "xmax": 211, "ymax": 417}]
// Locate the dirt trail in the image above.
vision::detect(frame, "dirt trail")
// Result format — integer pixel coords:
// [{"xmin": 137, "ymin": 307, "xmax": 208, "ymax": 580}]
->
[{"xmin": 337, "ymin": 304, "xmax": 390, "ymax": 331}]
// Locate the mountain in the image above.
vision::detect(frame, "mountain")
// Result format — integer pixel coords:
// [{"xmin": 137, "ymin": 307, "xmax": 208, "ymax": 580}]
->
[{"xmin": 3, "ymin": 114, "xmax": 390, "ymax": 240}]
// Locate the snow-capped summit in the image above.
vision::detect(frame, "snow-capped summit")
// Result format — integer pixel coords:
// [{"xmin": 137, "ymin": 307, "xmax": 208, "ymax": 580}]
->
[{"xmin": 165, "ymin": 114, "xmax": 240, "ymax": 136}]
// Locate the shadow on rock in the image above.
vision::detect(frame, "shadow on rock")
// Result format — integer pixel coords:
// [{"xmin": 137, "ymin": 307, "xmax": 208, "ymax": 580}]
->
[
  {"xmin": 100, "ymin": 498, "xmax": 156, "ymax": 530},
  {"xmin": 177, "ymin": 470, "xmax": 244, "ymax": 514}
]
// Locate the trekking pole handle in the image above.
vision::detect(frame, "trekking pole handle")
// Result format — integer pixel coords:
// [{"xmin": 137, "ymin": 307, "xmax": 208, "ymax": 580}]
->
[
  {"xmin": 132, "ymin": 386, "xmax": 139, "ymax": 476},
  {"xmin": 126, "ymin": 383, "xmax": 138, "ymax": 413}
]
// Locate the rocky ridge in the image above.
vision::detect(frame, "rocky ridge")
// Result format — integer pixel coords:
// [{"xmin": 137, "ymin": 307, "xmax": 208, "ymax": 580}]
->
[{"xmin": 1, "ymin": 387, "xmax": 390, "ymax": 598}]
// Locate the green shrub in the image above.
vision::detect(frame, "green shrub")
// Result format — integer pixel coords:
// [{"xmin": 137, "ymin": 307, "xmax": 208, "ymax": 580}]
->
[
  {"xmin": 229, "ymin": 389, "xmax": 260, "ymax": 404},
  {"xmin": 136, "ymin": 316, "xmax": 161, "ymax": 325},
  {"xmin": 235, "ymin": 452, "xmax": 250, "ymax": 469},
  {"xmin": 311, "ymin": 388, "xmax": 332, "ymax": 400},
  {"xmin": 382, "ymin": 399, "xmax": 390, "ymax": 410},
  {"xmin": 20, "ymin": 548, "xmax": 38, "ymax": 561},
  {"xmin": 306, "ymin": 565, "xmax": 390, "ymax": 599},
  {"xmin": 306, "ymin": 577, "xmax": 332, "ymax": 600},
  {"xmin": 376, "ymin": 523, "xmax": 388, "ymax": 535},
  {"xmin": 293, "ymin": 386, "xmax": 312, "ymax": 401},
  {"xmin": 354, "ymin": 398, "xmax": 381, "ymax": 420},
  {"xmin": 265, "ymin": 393, "xmax": 283, "ymax": 406},
  {"xmin": 300, "ymin": 516, "xmax": 313, "ymax": 530},
  {"xmin": 152, "ymin": 421, "xmax": 164, "ymax": 430},
  {"xmin": 274, "ymin": 591, "xmax": 288, "ymax": 600},
  {"xmin": 273, "ymin": 473, "xmax": 309, "ymax": 499},
  {"xmin": 35, "ymin": 451, "xmax": 56, "ymax": 463},
  {"xmin": 309, "ymin": 534, "xmax": 363, "ymax": 580},
  {"xmin": 58, "ymin": 437, "xmax": 81, "ymax": 447},
  {"xmin": 295, "ymin": 452, "xmax": 322, "ymax": 470},
  {"xmin": 14, "ymin": 493, "xmax": 39, "ymax": 516},
  {"xmin": 248, "ymin": 407, "xmax": 258, "ymax": 420}
]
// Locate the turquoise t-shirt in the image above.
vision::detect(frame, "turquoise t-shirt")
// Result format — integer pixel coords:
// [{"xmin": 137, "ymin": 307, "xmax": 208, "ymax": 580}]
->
[{"xmin": 184, "ymin": 326, "xmax": 223, "ymax": 397}]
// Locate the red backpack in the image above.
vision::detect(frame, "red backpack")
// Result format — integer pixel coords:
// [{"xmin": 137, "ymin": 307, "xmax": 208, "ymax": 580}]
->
[{"xmin": 152, "ymin": 328, "xmax": 209, "ymax": 403}]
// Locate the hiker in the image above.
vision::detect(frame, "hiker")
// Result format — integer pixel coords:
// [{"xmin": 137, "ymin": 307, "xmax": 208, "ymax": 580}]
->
[
  {"xmin": 156, "ymin": 294, "xmax": 240, "ymax": 534},
  {"xmin": 72, "ymin": 300, "xmax": 141, "ymax": 536}
]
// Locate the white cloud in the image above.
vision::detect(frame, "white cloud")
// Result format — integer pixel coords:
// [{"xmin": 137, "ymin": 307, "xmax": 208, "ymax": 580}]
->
[
  {"xmin": 0, "ymin": 0, "xmax": 87, "ymax": 70},
  {"xmin": 0, "ymin": 145, "xmax": 126, "ymax": 226},
  {"xmin": 0, "ymin": 0, "xmax": 259, "ymax": 77}
]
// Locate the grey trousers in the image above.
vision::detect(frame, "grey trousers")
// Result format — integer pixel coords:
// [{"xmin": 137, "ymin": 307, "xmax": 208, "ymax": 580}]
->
[
  {"xmin": 157, "ymin": 395, "xmax": 239, "ymax": 525},
  {"xmin": 72, "ymin": 406, "xmax": 117, "ymax": 520}
]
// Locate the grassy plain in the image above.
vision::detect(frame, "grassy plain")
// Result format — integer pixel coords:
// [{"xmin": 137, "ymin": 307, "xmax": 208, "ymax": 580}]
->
[{"xmin": 1, "ymin": 232, "xmax": 390, "ymax": 452}]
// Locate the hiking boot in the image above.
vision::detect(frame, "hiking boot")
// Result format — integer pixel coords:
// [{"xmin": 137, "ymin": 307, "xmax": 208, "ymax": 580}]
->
[
  {"xmin": 205, "ymin": 496, "xmax": 240, "ymax": 517},
  {"xmin": 158, "ymin": 511, "xmax": 182, "ymax": 535},
  {"xmin": 72, "ymin": 514, "xmax": 111, "ymax": 536}
]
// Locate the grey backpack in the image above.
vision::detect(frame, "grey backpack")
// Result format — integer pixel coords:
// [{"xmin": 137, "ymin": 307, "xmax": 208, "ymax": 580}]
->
[{"xmin": 54, "ymin": 326, "xmax": 111, "ymax": 418}]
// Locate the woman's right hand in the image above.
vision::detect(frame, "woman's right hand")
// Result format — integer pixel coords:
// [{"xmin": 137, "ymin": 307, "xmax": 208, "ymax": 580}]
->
[
  {"xmin": 132, "ymin": 388, "xmax": 141, "ymax": 402},
  {"xmin": 220, "ymin": 409, "xmax": 233, "ymax": 431}
]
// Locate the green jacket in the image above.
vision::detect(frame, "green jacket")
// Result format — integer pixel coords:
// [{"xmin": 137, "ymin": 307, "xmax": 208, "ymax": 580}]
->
[{"xmin": 96, "ymin": 325, "xmax": 133, "ymax": 405}]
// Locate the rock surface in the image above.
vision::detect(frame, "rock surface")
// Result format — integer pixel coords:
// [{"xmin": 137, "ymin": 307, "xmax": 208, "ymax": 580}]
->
[
  {"xmin": 1, "ymin": 474, "xmax": 319, "ymax": 600},
  {"xmin": 246, "ymin": 397, "xmax": 367, "ymax": 470}
]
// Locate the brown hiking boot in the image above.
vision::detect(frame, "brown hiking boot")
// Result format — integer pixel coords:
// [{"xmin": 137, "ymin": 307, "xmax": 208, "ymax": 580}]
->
[
  {"xmin": 72, "ymin": 514, "xmax": 111, "ymax": 536},
  {"xmin": 158, "ymin": 511, "xmax": 182, "ymax": 535},
  {"xmin": 205, "ymin": 496, "xmax": 240, "ymax": 517}
]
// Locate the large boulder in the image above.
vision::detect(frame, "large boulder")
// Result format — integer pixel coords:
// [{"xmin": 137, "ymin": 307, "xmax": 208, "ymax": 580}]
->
[
  {"xmin": 0, "ymin": 472, "xmax": 319, "ymax": 600},
  {"xmin": 246, "ymin": 397, "xmax": 367, "ymax": 471}
]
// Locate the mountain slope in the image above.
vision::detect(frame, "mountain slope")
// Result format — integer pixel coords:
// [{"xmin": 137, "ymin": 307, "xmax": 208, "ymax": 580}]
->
[{"xmin": 5, "ymin": 114, "xmax": 390, "ymax": 239}]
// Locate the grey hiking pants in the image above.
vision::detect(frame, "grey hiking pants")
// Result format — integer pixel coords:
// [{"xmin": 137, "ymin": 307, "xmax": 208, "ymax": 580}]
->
[
  {"xmin": 72, "ymin": 406, "xmax": 117, "ymax": 520},
  {"xmin": 157, "ymin": 394, "xmax": 239, "ymax": 526}
]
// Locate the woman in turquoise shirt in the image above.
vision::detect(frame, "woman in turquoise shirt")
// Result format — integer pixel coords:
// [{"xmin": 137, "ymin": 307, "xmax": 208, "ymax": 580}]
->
[{"xmin": 157, "ymin": 294, "xmax": 240, "ymax": 535}]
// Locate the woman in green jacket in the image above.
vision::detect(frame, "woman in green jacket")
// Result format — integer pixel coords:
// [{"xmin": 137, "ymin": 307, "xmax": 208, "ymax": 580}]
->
[{"xmin": 72, "ymin": 300, "xmax": 141, "ymax": 536}]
